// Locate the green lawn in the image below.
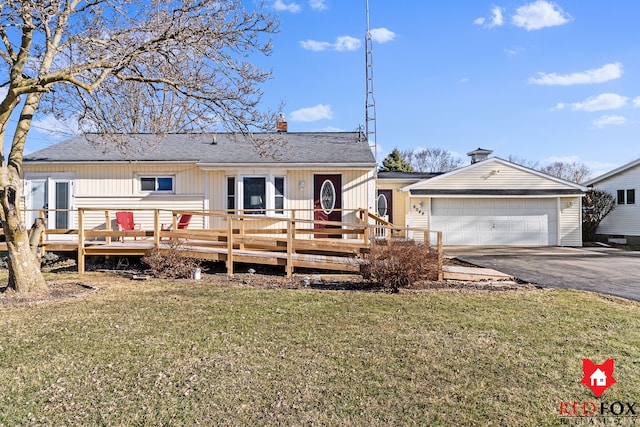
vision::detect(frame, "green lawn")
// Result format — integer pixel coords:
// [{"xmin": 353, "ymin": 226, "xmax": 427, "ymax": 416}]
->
[{"xmin": 1, "ymin": 273, "xmax": 640, "ymax": 426}]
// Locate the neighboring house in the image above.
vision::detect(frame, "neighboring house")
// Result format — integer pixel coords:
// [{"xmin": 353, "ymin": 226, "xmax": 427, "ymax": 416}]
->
[
  {"xmin": 21, "ymin": 131, "xmax": 377, "ymax": 235},
  {"xmin": 377, "ymin": 148, "xmax": 586, "ymax": 246},
  {"xmin": 584, "ymin": 158, "xmax": 640, "ymax": 244}
]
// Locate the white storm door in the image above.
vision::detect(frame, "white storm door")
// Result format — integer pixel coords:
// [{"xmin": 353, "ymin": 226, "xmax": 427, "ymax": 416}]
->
[{"xmin": 26, "ymin": 176, "xmax": 74, "ymax": 239}]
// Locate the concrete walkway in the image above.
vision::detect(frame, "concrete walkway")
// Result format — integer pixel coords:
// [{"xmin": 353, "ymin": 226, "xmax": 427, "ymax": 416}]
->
[{"xmin": 444, "ymin": 246, "xmax": 640, "ymax": 302}]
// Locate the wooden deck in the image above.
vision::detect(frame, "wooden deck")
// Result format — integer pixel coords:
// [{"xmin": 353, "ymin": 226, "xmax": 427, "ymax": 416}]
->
[{"xmin": 13, "ymin": 208, "xmax": 443, "ymax": 279}]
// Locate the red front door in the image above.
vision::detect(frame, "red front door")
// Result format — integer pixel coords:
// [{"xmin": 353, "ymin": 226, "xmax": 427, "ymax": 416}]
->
[{"xmin": 314, "ymin": 174, "xmax": 342, "ymax": 238}]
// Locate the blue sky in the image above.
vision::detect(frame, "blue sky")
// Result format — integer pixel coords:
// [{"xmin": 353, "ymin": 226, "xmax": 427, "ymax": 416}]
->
[
  {"xmin": 256, "ymin": 0, "xmax": 640, "ymax": 177},
  {"xmin": 15, "ymin": 0, "xmax": 640, "ymax": 177}
]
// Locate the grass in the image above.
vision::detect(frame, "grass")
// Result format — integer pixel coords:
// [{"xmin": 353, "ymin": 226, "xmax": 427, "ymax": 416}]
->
[{"xmin": 2, "ymin": 272, "xmax": 640, "ymax": 426}]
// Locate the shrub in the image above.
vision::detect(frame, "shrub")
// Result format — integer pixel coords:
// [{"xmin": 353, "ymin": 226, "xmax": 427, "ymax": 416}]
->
[
  {"xmin": 141, "ymin": 244, "xmax": 200, "ymax": 279},
  {"xmin": 361, "ymin": 240, "xmax": 439, "ymax": 292}
]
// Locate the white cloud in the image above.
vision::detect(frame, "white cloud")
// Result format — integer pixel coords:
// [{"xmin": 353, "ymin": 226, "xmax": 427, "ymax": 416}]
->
[
  {"xmin": 504, "ymin": 46, "xmax": 524, "ymax": 56},
  {"xmin": 592, "ymin": 115, "xmax": 627, "ymax": 129},
  {"xmin": 299, "ymin": 39, "xmax": 332, "ymax": 51},
  {"xmin": 571, "ymin": 93, "xmax": 627, "ymax": 112},
  {"xmin": 335, "ymin": 36, "xmax": 361, "ymax": 51},
  {"xmin": 273, "ymin": 0, "xmax": 301, "ymax": 13},
  {"xmin": 309, "ymin": 0, "xmax": 327, "ymax": 11},
  {"xmin": 369, "ymin": 28, "xmax": 396, "ymax": 43},
  {"xmin": 550, "ymin": 102, "xmax": 566, "ymax": 111},
  {"xmin": 633, "ymin": 96, "xmax": 640, "ymax": 108},
  {"xmin": 512, "ymin": 0, "xmax": 571, "ymax": 30},
  {"xmin": 31, "ymin": 114, "xmax": 80, "ymax": 138},
  {"xmin": 0, "ymin": 87, "xmax": 7, "ymax": 99},
  {"xmin": 459, "ymin": 77, "xmax": 470, "ymax": 84},
  {"xmin": 529, "ymin": 63, "xmax": 623, "ymax": 85},
  {"xmin": 302, "ymin": 36, "xmax": 360, "ymax": 52},
  {"xmin": 544, "ymin": 154, "xmax": 582, "ymax": 164},
  {"xmin": 475, "ymin": 6, "xmax": 504, "ymax": 29},
  {"xmin": 290, "ymin": 104, "xmax": 333, "ymax": 122}
]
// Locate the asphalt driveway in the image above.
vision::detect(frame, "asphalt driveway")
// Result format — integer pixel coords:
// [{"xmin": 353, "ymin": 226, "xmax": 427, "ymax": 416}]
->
[{"xmin": 444, "ymin": 246, "xmax": 640, "ymax": 302}]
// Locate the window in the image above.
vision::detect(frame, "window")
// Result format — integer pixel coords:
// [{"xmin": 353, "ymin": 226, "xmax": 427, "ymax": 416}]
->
[
  {"xmin": 227, "ymin": 177, "xmax": 236, "ymax": 212},
  {"xmin": 233, "ymin": 175, "xmax": 286, "ymax": 215},
  {"xmin": 243, "ymin": 177, "xmax": 266, "ymax": 214},
  {"xmin": 617, "ymin": 189, "xmax": 635, "ymax": 205},
  {"xmin": 140, "ymin": 176, "xmax": 174, "ymax": 192},
  {"xmin": 275, "ymin": 176, "xmax": 285, "ymax": 214},
  {"xmin": 627, "ymin": 189, "xmax": 636, "ymax": 205},
  {"xmin": 320, "ymin": 179, "xmax": 336, "ymax": 214}
]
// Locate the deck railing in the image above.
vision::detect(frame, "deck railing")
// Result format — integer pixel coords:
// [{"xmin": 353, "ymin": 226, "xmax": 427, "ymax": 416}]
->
[{"xmin": 21, "ymin": 208, "xmax": 442, "ymax": 280}]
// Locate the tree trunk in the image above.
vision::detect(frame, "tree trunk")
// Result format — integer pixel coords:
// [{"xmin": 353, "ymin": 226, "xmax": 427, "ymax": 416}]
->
[{"xmin": 1, "ymin": 184, "xmax": 47, "ymax": 293}]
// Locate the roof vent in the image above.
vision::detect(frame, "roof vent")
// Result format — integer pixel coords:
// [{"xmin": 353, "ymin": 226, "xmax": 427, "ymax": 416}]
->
[
  {"xmin": 467, "ymin": 147, "xmax": 493, "ymax": 164},
  {"xmin": 276, "ymin": 113, "xmax": 288, "ymax": 132}
]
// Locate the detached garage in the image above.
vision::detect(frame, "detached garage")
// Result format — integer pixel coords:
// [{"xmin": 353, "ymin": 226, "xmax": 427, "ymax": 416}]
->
[{"xmin": 395, "ymin": 151, "xmax": 586, "ymax": 247}]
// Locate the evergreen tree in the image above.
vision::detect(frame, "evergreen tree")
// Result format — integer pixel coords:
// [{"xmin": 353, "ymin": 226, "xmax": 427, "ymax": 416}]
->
[{"xmin": 380, "ymin": 148, "xmax": 414, "ymax": 172}]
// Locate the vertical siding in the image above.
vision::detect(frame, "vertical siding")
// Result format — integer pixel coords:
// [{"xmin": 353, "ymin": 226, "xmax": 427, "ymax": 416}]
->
[
  {"xmin": 407, "ymin": 197, "xmax": 430, "ymax": 242},
  {"xmin": 23, "ymin": 164, "xmax": 373, "ymax": 235},
  {"xmin": 559, "ymin": 196, "xmax": 582, "ymax": 246},
  {"xmin": 592, "ymin": 166, "xmax": 640, "ymax": 236}
]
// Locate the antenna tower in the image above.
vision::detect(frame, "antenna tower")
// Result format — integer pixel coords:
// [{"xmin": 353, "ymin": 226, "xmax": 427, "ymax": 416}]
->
[{"xmin": 365, "ymin": 0, "xmax": 377, "ymax": 164}]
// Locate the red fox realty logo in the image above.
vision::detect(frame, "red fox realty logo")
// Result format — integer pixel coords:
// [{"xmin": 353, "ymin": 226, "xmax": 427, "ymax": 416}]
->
[
  {"xmin": 559, "ymin": 358, "xmax": 639, "ymax": 418},
  {"xmin": 581, "ymin": 358, "xmax": 616, "ymax": 397}
]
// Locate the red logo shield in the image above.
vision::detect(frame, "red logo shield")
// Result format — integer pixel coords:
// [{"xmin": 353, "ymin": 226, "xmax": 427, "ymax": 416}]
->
[{"xmin": 581, "ymin": 358, "xmax": 616, "ymax": 397}]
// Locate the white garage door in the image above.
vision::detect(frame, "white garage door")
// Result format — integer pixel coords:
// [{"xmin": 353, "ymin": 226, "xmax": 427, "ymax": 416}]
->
[{"xmin": 431, "ymin": 198, "xmax": 557, "ymax": 246}]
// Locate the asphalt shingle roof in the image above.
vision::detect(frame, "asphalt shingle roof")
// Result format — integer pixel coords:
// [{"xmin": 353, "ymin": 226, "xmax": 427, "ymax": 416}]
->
[{"xmin": 24, "ymin": 132, "xmax": 376, "ymax": 166}]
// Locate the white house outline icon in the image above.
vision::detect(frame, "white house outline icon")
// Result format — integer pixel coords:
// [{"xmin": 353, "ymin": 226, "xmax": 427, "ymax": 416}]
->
[{"xmin": 590, "ymin": 368, "xmax": 607, "ymax": 387}]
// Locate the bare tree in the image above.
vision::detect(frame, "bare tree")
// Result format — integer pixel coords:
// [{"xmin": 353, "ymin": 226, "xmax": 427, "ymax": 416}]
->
[
  {"xmin": 0, "ymin": 0, "xmax": 278, "ymax": 292},
  {"xmin": 507, "ymin": 155, "xmax": 540, "ymax": 170},
  {"xmin": 540, "ymin": 161, "xmax": 591, "ymax": 184},
  {"xmin": 582, "ymin": 189, "xmax": 615, "ymax": 242},
  {"xmin": 401, "ymin": 148, "xmax": 463, "ymax": 172}
]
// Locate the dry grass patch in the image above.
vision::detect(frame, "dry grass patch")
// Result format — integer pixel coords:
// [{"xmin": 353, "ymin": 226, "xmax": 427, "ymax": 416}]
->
[{"xmin": 1, "ymin": 273, "xmax": 640, "ymax": 425}]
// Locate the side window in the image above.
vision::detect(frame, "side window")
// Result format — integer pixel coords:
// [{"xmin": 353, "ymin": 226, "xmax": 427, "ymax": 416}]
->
[
  {"xmin": 140, "ymin": 176, "xmax": 174, "ymax": 193},
  {"xmin": 627, "ymin": 189, "xmax": 635, "ymax": 205},
  {"xmin": 617, "ymin": 189, "xmax": 625, "ymax": 205},
  {"xmin": 275, "ymin": 177, "xmax": 285, "ymax": 214},
  {"xmin": 227, "ymin": 177, "xmax": 236, "ymax": 212}
]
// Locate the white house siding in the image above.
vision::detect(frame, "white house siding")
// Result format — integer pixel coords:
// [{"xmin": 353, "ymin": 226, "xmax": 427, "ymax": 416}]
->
[
  {"xmin": 418, "ymin": 161, "xmax": 574, "ymax": 191},
  {"xmin": 590, "ymin": 165, "xmax": 640, "ymax": 238},
  {"xmin": 559, "ymin": 196, "xmax": 582, "ymax": 246},
  {"xmin": 206, "ymin": 168, "xmax": 372, "ymax": 236},
  {"xmin": 23, "ymin": 163, "xmax": 206, "ymax": 231},
  {"xmin": 407, "ymin": 197, "xmax": 430, "ymax": 243}
]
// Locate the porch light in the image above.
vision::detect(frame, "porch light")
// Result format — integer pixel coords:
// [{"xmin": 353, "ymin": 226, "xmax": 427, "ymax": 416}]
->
[{"xmin": 299, "ymin": 180, "xmax": 305, "ymax": 190}]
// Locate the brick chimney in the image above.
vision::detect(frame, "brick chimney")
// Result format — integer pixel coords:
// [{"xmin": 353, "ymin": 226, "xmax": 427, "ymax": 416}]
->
[
  {"xmin": 276, "ymin": 113, "xmax": 288, "ymax": 132},
  {"xmin": 467, "ymin": 147, "xmax": 492, "ymax": 164}
]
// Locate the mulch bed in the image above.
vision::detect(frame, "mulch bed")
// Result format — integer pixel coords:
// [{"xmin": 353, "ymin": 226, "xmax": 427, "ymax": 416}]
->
[{"xmin": 0, "ymin": 282, "xmax": 98, "ymax": 307}]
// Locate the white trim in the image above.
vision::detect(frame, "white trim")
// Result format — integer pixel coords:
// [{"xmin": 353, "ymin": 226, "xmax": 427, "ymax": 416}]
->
[
  {"xmin": 197, "ymin": 162, "xmax": 374, "ymax": 170},
  {"xmin": 400, "ymin": 157, "xmax": 588, "ymax": 192},
  {"xmin": 235, "ymin": 173, "xmax": 288, "ymax": 217},
  {"xmin": 135, "ymin": 174, "xmax": 175, "ymax": 194},
  {"xmin": 406, "ymin": 193, "xmax": 575, "ymax": 199},
  {"xmin": 585, "ymin": 157, "xmax": 640, "ymax": 185}
]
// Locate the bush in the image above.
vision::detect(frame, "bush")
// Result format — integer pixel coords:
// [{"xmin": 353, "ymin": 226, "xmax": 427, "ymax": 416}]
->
[
  {"xmin": 361, "ymin": 240, "xmax": 439, "ymax": 292},
  {"xmin": 141, "ymin": 244, "xmax": 200, "ymax": 279}
]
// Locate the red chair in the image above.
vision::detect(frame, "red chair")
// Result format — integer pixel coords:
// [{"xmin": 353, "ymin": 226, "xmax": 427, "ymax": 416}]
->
[
  {"xmin": 161, "ymin": 214, "xmax": 192, "ymax": 234},
  {"xmin": 115, "ymin": 211, "xmax": 142, "ymax": 242}
]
